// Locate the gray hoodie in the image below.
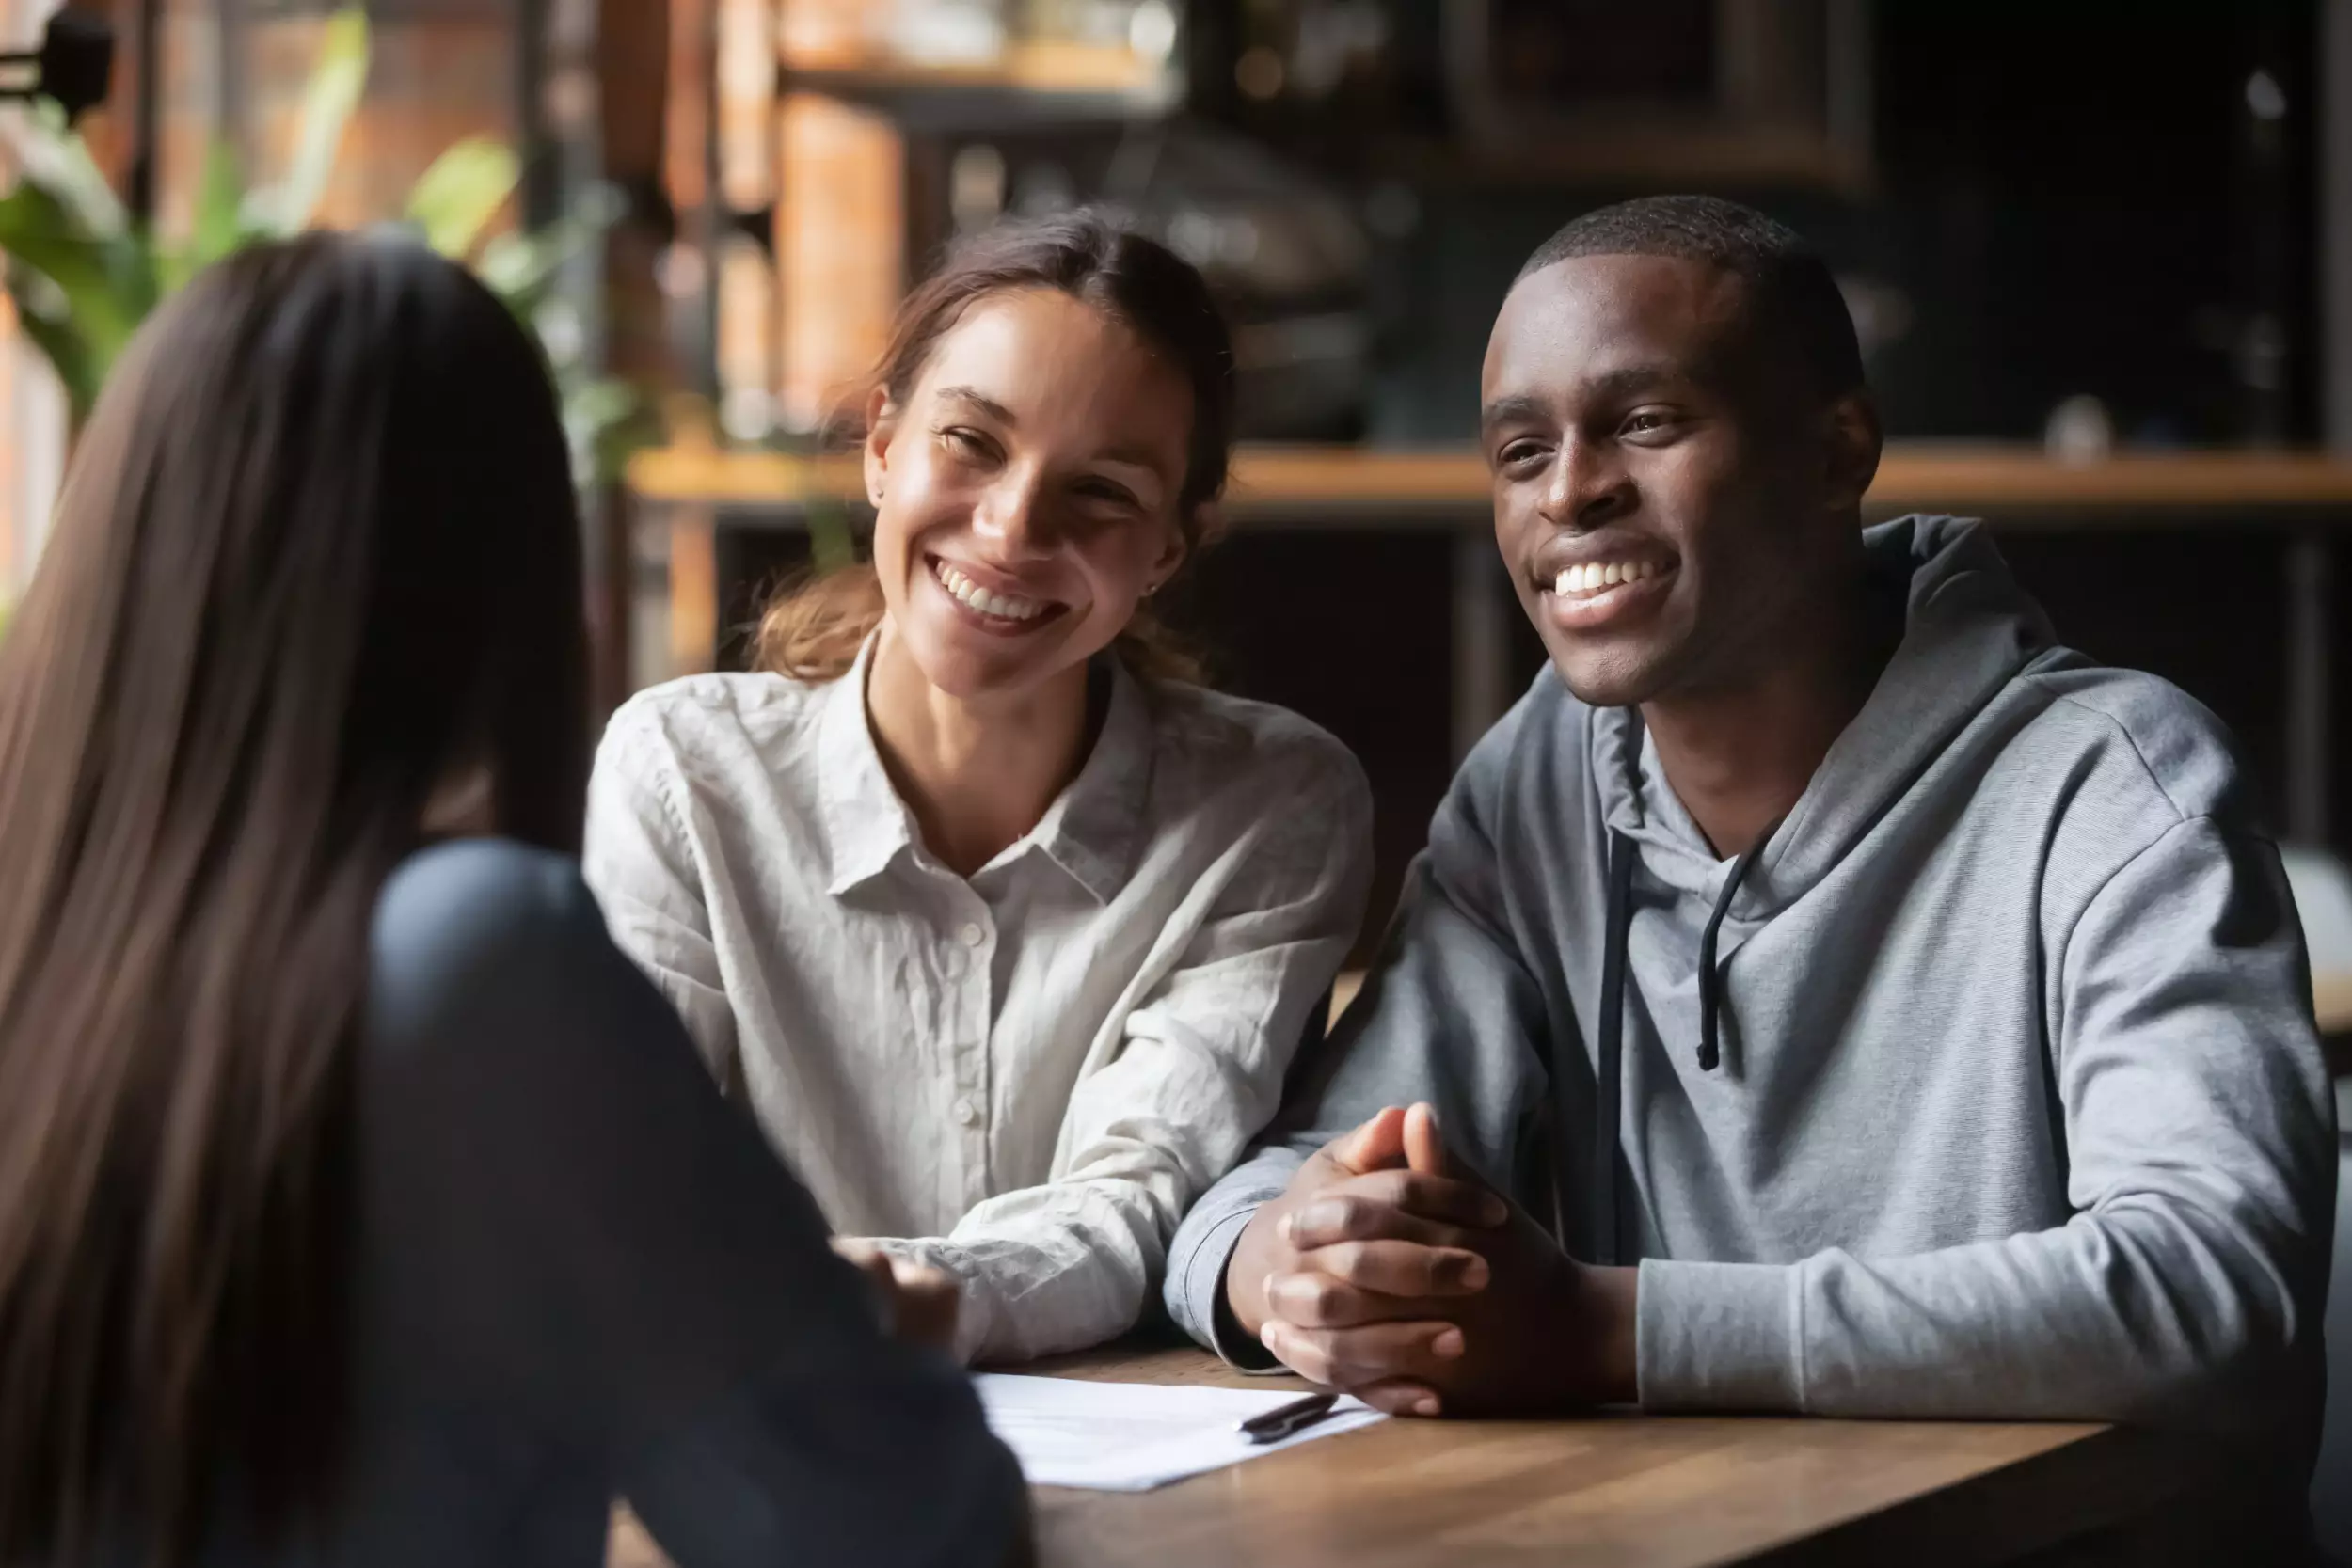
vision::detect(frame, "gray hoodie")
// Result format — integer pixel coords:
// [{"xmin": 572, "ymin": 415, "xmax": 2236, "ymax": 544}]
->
[{"xmin": 1167, "ymin": 515, "xmax": 2334, "ymax": 1471}]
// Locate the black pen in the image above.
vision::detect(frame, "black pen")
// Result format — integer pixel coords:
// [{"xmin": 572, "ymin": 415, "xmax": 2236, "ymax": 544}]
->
[{"xmin": 1236, "ymin": 1390, "xmax": 1340, "ymax": 1445}]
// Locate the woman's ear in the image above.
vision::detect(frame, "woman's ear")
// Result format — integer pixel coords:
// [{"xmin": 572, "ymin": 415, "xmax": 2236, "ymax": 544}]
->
[
  {"xmin": 1147, "ymin": 511, "xmax": 1196, "ymax": 594},
  {"xmin": 862, "ymin": 386, "xmax": 899, "ymax": 508}
]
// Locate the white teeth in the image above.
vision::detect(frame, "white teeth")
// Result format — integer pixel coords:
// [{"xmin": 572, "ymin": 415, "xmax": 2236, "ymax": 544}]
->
[
  {"xmin": 1550, "ymin": 560, "xmax": 1662, "ymax": 597},
  {"xmin": 931, "ymin": 559, "xmax": 1044, "ymax": 622}
]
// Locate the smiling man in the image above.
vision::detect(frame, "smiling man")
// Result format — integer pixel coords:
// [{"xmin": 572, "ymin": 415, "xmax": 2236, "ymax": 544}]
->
[{"xmin": 1164, "ymin": 196, "xmax": 2334, "ymax": 1534}]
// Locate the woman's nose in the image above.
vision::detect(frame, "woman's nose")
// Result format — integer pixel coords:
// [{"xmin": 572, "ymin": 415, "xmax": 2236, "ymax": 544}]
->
[{"xmin": 972, "ymin": 473, "xmax": 1053, "ymax": 559}]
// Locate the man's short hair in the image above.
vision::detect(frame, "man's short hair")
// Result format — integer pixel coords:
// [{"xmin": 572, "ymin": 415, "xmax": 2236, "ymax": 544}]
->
[{"xmin": 1517, "ymin": 195, "xmax": 1865, "ymax": 399}]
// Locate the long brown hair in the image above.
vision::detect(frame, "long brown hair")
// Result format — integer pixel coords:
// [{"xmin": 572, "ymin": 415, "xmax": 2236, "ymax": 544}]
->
[
  {"xmin": 755, "ymin": 210, "xmax": 1235, "ymax": 685},
  {"xmin": 0, "ymin": 234, "xmax": 588, "ymax": 1561}
]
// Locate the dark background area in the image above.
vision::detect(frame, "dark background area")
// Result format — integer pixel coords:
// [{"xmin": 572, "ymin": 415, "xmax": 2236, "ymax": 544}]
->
[{"xmin": 1356, "ymin": 3, "xmax": 2319, "ymax": 444}]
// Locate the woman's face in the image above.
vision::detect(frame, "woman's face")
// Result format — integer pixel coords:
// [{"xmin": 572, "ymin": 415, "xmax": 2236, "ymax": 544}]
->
[{"xmin": 865, "ymin": 287, "xmax": 1194, "ymax": 704}]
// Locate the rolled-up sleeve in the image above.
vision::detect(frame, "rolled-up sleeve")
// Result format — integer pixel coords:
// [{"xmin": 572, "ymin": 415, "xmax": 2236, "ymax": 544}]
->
[{"xmin": 882, "ymin": 738, "xmax": 1375, "ymax": 1365}]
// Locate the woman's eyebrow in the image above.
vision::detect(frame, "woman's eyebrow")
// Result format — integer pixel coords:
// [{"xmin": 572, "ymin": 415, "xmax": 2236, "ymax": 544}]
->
[
  {"xmin": 1090, "ymin": 444, "xmax": 1171, "ymax": 475},
  {"xmin": 935, "ymin": 386, "xmax": 1018, "ymax": 424}
]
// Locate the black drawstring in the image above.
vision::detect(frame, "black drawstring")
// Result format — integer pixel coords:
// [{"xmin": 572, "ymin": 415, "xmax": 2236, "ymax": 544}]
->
[
  {"xmin": 1584, "ymin": 831, "xmax": 1636, "ymax": 1266},
  {"xmin": 1695, "ymin": 828, "xmax": 1775, "ymax": 1072},
  {"xmin": 1581, "ymin": 816, "xmax": 1780, "ymax": 1266}
]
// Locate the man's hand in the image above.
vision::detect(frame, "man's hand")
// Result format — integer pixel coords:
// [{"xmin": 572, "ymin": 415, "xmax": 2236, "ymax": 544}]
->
[
  {"xmin": 832, "ymin": 1238, "xmax": 961, "ymax": 1351},
  {"xmin": 1227, "ymin": 1105, "xmax": 1503, "ymax": 1410},
  {"xmin": 1246, "ymin": 1105, "xmax": 1641, "ymax": 1417}
]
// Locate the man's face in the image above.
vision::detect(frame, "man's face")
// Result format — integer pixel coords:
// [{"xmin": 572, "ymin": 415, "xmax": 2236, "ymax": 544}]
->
[{"xmin": 1480, "ymin": 253, "xmax": 1852, "ymax": 708}]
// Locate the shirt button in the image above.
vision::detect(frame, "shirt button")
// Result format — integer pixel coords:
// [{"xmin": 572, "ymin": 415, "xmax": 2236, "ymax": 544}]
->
[
  {"xmin": 954, "ymin": 1097, "xmax": 982, "ymax": 1127},
  {"xmin": 959, "ymin": 922, "xmax": 986, "ymax": 948}
]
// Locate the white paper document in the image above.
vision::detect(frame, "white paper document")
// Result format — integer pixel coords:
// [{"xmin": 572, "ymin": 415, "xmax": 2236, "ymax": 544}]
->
[{"xmin": 973, "ymin": 1374, "xmax": 1386, "ymax": 1492}]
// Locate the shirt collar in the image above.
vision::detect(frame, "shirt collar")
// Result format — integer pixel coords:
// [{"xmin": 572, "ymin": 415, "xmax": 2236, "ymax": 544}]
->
[
  {"xmin": 815, "ymin": 632, "xmax": 1157, "ymax": 905},
  {"xmin": 1027, "ymin": 655, "xmax": 1153, "ymax": 906},
  {"xmin": 817, "ymin": 633, "xmax": 917, "ymax": 896}
]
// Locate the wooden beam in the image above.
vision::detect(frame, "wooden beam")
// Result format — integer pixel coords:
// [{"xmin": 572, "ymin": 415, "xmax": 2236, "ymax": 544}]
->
[{"xmin": 630, "ymin": 443, "xmax": 2352, "ymax": 519}]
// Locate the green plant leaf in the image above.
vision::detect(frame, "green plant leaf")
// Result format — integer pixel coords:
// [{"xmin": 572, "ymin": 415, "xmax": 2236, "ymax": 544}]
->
[
  {"xmin": 8, "ymin": 277, "xmax": 102, "ymax": 420},
  {"xmin": 192, "ymin": 141, "xmax": 250, "ymax": 265},
  {"xmin": 405, "ymin": 137, "xmax": 518, "ymax": 259},
  {"xmin": 473, "ymin": 186, "xmax": 624, "ymax": 313},
  {"xmin": 0, "ymin": 182, "xmax": 146, "ymax": 374},
  {"xmin": 8, "ymin": 101, "xmax": 128, "ymax": 240},
  {"xmin": 473, "ymin": 226, "xmax": 577, "ymax": 313},
  {"xmin": 253, "ymin": 8, "xmax": 369, "ymax": 235}
]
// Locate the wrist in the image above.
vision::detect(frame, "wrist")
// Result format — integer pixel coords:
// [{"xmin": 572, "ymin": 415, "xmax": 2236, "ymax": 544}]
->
[
  {"xmin": 1587, "ymin": 1264, "xmax": 1640, "ymax": 1405},
  {"xmin": 1224, "ymin": 1201, "xmax": 1286, "ymax": 1338}
]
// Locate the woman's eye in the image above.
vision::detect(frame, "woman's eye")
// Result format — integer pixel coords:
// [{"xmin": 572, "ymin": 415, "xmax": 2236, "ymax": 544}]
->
[
  {"xmin": 940, "ymin": 426, "xmax": 993, "ymax": 460},
  {"xmin": 1074, "ymin": 479, "xmax": 1140, "ymax": 510}
]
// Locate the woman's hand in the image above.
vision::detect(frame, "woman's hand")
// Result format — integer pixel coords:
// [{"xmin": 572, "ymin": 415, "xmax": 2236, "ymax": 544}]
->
[{"xmin": 832, "ymin": 1238, "xmax": 961, "ymax": 1351}]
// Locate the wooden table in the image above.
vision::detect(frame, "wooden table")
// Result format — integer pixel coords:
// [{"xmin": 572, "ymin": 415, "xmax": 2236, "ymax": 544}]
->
[{"xmin": 608, "ymin": 1341, "xmax": 2201, "ymax": 1568}]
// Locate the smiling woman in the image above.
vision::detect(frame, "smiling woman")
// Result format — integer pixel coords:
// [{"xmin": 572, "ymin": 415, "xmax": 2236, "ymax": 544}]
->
[
  {"xmin": 755, "ymin": 213, "xmax": 1232, "ymax": 689},
  {"xmin": 582, "ymin": 211, "xmax": 1375, "ymax": 1368}
]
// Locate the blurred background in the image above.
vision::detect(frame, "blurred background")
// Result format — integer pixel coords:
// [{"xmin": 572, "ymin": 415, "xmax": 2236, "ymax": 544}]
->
[{"xmin": 0, "ymin": 0, "xmax": 2350, "ymax": 955}]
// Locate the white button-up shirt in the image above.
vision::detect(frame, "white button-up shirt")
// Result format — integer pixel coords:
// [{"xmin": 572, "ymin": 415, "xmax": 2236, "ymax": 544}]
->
[{"xmin": 583, "ymin": 636, "xmax": 1372, "ymax": 1363}]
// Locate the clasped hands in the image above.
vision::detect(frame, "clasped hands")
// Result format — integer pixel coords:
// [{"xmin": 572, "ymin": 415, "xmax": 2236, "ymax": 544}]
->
[{"xmin": 1226, "ymin": 1103, "xmax": 1639, "ymax": 1417}]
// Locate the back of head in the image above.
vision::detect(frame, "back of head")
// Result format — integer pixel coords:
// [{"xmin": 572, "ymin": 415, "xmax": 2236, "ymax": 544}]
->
[
  {"xmin": 0, "ymin": 232, "xmax": 585, "ymax": 1561},
  {"xmin": 1518, "ymin": 194, "xmax": 1865, "ymax": 402}
]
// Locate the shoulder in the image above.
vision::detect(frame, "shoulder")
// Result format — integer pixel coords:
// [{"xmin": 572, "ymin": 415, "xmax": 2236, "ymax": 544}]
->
[
  {"xmin": 1147, "ymin": 680, "xmax": 1370, "ymax": 817},
  {"xmin": 368, "ymin": 839, "xmax": 651, "ymax": 1064},
  {"xmin": 2012, "ymin": 657, "xmax": 2257, "ymax": 829},
  {"xmin": 1445, "ymin": 669, "xmax": 1588, "ymax": 824},
  {"xmin": 599, "ymin": 672, "xmax": 833, "ymax": 774},
  {"xmin": 374, "ymin": 837, "xmax": 598, "ymax": 972}
]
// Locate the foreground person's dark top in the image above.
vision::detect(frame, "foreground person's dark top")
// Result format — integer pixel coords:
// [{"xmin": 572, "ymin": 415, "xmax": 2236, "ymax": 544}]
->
[{"xmin": 182, "ymin": 839, "xmax": 1022, "ymax": 1567}]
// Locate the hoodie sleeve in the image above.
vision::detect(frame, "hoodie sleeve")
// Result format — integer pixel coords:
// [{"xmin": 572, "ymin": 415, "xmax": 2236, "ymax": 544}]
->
[
  {"xmin": 1164, "ymin": 697, "xmax": 1557, "ymax": 1364},
  {"xmin": 1636, "ymin": 815, "xmax": 2336, "ymax": 1438}
]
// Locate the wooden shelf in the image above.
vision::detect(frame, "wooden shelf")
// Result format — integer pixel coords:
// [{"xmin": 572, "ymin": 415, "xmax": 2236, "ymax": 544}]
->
[
  {"xmin": 628, "ymin": 442, "xmax": 2352, "ymax": 524},
  {"xmin": 778, "ymin": 40, "xmax": 1173, "ymax": 123},
  {"xmin": 783, "ymin": 40, "xmax": 1163, "ymax": 94}
]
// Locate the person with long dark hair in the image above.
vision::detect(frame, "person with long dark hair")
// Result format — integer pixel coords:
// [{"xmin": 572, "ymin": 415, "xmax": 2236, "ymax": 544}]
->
[
  {"xmin": 0, "ymin": 233, "xmax": 1023, "ymax": 1567},
  {"xmin": 584, "ymin": 211, "xmax": 1374, "ymax": 1365}
]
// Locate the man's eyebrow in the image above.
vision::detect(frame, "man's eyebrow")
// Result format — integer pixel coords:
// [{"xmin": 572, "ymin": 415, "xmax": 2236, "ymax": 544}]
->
[
  {"xmin": 1479, "ymin": 393, "xmax": 1548, "ymax": 435},
  {"xmin": 935, "ymin": 386, "xmax": 1017, "ymax": 424},
  {"xmin": 1481, "ymin": 364, "xmax": 1690, "ymax": 436},
  {"xmin": 1584, "ymin": 363, "xmax": 1685, "ymax": 402}
]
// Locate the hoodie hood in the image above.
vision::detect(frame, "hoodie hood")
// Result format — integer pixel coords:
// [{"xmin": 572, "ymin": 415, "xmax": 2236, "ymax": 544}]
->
[{"xmin": 1591, "ymin": 515, "xmax": 2059, "ymax": 913}]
